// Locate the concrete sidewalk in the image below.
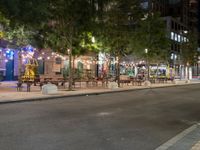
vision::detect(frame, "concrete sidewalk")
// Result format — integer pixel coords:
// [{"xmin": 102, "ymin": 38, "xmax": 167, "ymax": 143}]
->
[
  {"xmin": 0, "ymin": 79, "xmax": 200, "ymax": 104},
  {"xmin": 156, "ymin": 123, "xmax": 200, "ymax": 150}
]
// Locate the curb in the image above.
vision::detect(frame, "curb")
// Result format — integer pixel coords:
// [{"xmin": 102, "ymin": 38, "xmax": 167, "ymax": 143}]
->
[{"xmin": 0, "ymin": 82, "xmax": 200, "ymax": 105}]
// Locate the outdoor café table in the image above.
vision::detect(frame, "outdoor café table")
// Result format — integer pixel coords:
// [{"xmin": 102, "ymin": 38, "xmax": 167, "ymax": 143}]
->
[{"xmin": 157, "ymin": 77, "xmax": 166, "ymax": 83}]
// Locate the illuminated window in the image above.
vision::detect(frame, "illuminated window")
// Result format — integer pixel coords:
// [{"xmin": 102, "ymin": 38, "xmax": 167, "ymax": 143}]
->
[
  {"xmin": 178, "ymin": 34, "xmax": 181, "ymax": 42},
  {"xmin": 171, "ymin": 32, "xmax": 174, "ymax": 40},
  {"xmin": 174, "ymin": 33, "xmax": 178, "ymax": 41}
]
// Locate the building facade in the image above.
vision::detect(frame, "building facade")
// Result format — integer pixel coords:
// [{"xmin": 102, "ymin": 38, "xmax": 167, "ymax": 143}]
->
[{"xmin": 149, "ymin": 0, "xmax": 200, "ymax": 78}]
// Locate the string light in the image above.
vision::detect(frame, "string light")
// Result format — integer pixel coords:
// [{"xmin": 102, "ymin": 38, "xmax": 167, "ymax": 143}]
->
[{"xmin": 38, "ymin": 57, "xmax": 42, "ymax": 60}]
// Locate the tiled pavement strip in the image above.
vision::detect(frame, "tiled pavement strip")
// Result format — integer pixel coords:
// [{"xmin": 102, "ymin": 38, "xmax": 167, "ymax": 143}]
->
[
  {"xmin": 155, "ymin": 124, "xmax": 200, "ymax": 150},
  {"xmin": 0, "ymin": 80, "xmax": 199, "ymax": 103},
  {"xmin": 1, "ymin": 80, "xmax": 200, "ymax": 150}
]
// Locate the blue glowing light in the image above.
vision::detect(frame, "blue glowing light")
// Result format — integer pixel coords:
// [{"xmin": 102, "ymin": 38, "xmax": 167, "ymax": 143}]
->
[
  {"xmin": 23, "ymin": 45, "xmax": 34, "ymax": 52},
  {"xmin": 4, "ymin": 49, "xmax": 14, "ymax": 60}
]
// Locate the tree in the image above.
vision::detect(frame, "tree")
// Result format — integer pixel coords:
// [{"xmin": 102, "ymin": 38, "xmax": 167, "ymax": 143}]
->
[
  {"xmin": 181, "ymin": 31, "xmax": 199, "ymax": 80},
  {"xmin": 0, "ymin": 0, "xmax": 100, "ymax": 90},
  {"xmin": 132, "ymin": 12, "xmax": 170, "ymax": 63},
  {"xmin": 37, "ymin": 0, "xmax": 96, "ymax": 90},
  {"xmin": 130, "ymin": 12, "xmax": 170, "ymax": 81},
  {"xmin": 0, "ymin": 0, "xmax": 51, "ymax": 28},
  {"xmin": 95, "ymin": 0, "xmax": 143, "ymax": 87},
  {"xmin": 4, "ymin": 25, "xmax": 33, "ymax": 84},
  {"xmin": 0, "ymin": 6, "xmax": 34, "ymax": 83}
]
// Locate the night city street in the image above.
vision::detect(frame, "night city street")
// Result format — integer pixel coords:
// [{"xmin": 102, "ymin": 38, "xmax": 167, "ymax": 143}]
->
[
  {"xmin": 0, "ymin": 84, "xmax": 200, "ymax": 150},
  {"xmin": 1, "ymin": 0, "xmax": 200, "ymax": 149}
]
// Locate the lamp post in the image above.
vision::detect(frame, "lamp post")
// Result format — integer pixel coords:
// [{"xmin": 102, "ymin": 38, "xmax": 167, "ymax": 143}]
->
[
  {"xmin": 145, "ymin": 48, "xmax": 149, "ymax": 81},
  {"xmin": 68, "ymin": 48, "xmax": 72, "ymax": 91}
]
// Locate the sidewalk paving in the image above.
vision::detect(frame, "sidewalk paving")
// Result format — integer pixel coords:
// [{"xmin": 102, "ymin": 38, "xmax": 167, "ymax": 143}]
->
[
  {"xmin": 156, "ymin": 123, "xmax": 200, "ymax": 150},
  {"xmin": 0, "ymin": 79, "xmax": 200, "ymax": 104}
]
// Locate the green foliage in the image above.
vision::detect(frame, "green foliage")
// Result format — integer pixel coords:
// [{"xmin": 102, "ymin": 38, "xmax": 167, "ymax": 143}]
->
[
  {"xmin": 0, "ymin": 0, "xmax": 170, "ymax": 64},
  {"xmin": 181, "ymin": 32, "xmax": 199, "ymax": 65},
  {"xmin": 0, "ymin": 0, "xmax": 50, "ymax": 28},
  {"xmin": 131, "ymin": 12, "xmax": 170, "ymax": 63},
  {"xmin": 3, "ymin": 24, "xmax": 34, "ymax": 49},
  {"xmin": 5, "ymin": 25, "xmax": 29, "ymax": 46},
  {"xmin": 0, "ymin": 0, "xmax": 97, "ymax": 55},
  {"xmin": 34, "ymin": 0, "xmax": 96, "ymax": 55},
  {"xmin": 0, "ymin": 11, "xmax": 9, "ymax": 27},
  {"xmin": 96, "ymin": 0, "xmax": 143, "ymax": 57}
]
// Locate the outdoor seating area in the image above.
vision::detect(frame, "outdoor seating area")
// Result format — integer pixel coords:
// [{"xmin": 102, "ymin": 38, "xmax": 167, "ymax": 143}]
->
[
  {"xmin": 39, "ymin": 74, "xmax": 65, "ymax": 86},
  {"xmin": 15, "ymin": 74, "xmax": 176, "ymax": 92}
]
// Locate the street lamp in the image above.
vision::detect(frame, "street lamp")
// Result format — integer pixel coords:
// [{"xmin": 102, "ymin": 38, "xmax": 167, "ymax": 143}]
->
[
  {"xmin": 92, "ymin": 36, "xmax": 95, "ymax": 43},
  {"xmin": 145, "ymin": 48, "xmax": 149, "ymax": 81}
]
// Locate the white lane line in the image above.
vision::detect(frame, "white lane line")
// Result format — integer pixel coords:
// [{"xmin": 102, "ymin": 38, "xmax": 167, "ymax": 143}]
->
[{"xmin": 155, "ymin": 124, "xmax": 198, "ymax": 150}]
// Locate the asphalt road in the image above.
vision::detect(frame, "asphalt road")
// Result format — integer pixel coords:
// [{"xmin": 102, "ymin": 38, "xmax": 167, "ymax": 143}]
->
[{"xmin": 0, "ymin": 84, "xmax": 200, "ymax": 150}]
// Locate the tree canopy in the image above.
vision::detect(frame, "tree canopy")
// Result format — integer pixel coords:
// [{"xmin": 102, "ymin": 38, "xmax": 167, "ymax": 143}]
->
[
  {"xmin": 181, "ymin": 31, "xmax": 199, "ymax": 65},
  {"xmin": 0, "ymin": 0, "xmax": 172, "ymax": 63},
  {"xmin": 131, "ymin": 12, "xmax": 170, "ymax": 63}
]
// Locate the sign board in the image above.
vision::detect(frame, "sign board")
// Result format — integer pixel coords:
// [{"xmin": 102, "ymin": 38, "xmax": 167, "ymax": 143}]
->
[{"xmin": 52, "ymin": 64, "xmax": 61, "ymax": 72}]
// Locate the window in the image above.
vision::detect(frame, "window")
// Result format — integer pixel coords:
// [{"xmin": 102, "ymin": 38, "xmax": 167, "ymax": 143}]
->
[
  {"xmin": 171, "ymin": 32, "xmax": 174, "ymax": 40},
  {"xmin": 174, "ymin": 33, "xmax": 178, "ymax": 41},
  {"xmin": 55, "ymin": 57, "xmax": 62, "ymax": 64},
  {"xmin": 177, "ymin": 34, "xmax": 181, "ymax": 42}
]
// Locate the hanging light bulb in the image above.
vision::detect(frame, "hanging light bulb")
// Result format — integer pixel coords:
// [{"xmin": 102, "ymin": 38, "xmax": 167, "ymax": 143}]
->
[
  {"xmin": 37, "ymin": 57, "xmax": 42, "ymax": 60},
  {"xmin": 6, "ymin": 50, "xmax": 10, "ymax": 54}
]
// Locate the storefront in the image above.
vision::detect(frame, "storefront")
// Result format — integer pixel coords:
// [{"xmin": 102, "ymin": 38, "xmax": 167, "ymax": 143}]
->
[
  {"xmin": 0, "ymin": 48, "xmax": 16, "ymax": 81},
  {"xmin": 0, "ymin": 46, "xmax": 36, "ymax": 81}
]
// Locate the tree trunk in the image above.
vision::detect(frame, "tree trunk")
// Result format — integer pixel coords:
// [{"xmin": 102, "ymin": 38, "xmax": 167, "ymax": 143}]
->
[
  {"xmin": 116, "ymin": 56, "xmax": 120, "ymax": 87},
  {"xmin": 187, "ymin": 65, "xmax": 190, "ymax": 80},
  {"xmin": 72, "ymin": 56, "xmax": 75, "ymax": 77},
  {"xmin": 68, "ymin": 25, "xmax": 74, "ymax": 91},
  {"xmin": 95, "ymin": 54, "xmax": 98, "ymax": 78}
]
